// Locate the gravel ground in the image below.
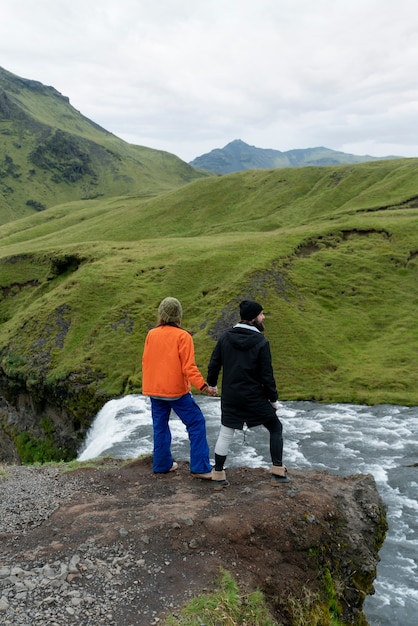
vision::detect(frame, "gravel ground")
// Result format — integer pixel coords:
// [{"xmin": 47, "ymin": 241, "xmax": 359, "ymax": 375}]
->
[
  {"xmin": 0, "ymin": 463, "xmax": 171, "ymax": 626},
  {"xmin": 0, "ymin": 460, "xmax": 227, "ymax": 626},
  {"xmin": 0, "ymin": 465, "xmax": 83, "ymax": 536},
  {"xmin": 3, "ymin": 465, "xmax": 113, "ymax": 624}
]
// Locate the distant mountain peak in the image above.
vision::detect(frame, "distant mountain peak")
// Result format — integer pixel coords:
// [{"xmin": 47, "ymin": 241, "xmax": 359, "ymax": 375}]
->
[{"xmin": 189, "ymin": 140, "xmax": 400, "ymax": 174}]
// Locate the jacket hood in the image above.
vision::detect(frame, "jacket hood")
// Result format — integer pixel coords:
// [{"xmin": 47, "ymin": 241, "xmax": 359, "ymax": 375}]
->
[{"xmin": 224, "ymin": 326, "xmax": 264, "ymax": 351}]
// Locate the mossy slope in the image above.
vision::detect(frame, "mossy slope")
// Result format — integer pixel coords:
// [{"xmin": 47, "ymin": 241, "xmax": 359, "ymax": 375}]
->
[{"xmin": 0, "ymin": 66, "xmax": 208, "ymax": 225}]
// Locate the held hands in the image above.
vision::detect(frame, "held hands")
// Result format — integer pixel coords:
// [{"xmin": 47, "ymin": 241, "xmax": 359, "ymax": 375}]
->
[{"xmin": 206, "ymin": 385, "xmax": 218, "ymax": 397}]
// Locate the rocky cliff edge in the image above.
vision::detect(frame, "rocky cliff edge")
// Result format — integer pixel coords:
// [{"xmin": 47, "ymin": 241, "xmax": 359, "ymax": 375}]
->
[{"xmin": 0, "ymin": 457, "xmax": 388, "ymax": 625}]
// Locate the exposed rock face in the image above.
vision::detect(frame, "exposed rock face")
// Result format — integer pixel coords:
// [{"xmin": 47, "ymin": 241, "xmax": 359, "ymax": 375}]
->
[
  {"xmin": 0, "ymin": 394, "xmax": 23, "ymax": 463},
  {"xmin": 0, "ymin": 457, "xmax": 387, "ymax": 625},
  {"xmin": 0, "ymin": 375, "xmax": 106, "ymax": 463}
]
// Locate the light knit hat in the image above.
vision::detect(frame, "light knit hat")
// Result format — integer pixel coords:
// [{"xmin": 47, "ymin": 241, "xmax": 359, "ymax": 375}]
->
[{"xmin": 158, "ymin": 297, "xmax": 183, "ymax": 323}]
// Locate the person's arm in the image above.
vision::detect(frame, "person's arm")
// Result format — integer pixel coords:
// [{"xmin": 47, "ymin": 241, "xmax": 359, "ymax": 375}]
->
[
  {"xmin": 178, "ymin": 331, "xmax": 208, "ymax": 392},
  {"xmin": 259, "ymin": 341, "xmax": 279, "ymax": 402},
  {"xmin": 207, "ymin": 340, "xmax": 222, "ymax": 387}
]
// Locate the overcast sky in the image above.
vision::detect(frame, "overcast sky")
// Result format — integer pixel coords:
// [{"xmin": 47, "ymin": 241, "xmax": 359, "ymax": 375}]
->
[{"xmin": 2, "ymin": 0, "xmax": 418, "ymax": 162}]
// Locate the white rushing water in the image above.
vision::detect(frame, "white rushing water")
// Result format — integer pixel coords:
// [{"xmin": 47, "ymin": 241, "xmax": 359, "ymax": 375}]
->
[{"xmin": 78, "ymin": 396, "xmax": 418, "ymax": 626}]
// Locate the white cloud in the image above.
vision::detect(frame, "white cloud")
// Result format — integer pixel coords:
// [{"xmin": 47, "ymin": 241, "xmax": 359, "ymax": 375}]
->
[{"xmin": 2, "ymin": 0, "xmax": 418, "ymax": 161}]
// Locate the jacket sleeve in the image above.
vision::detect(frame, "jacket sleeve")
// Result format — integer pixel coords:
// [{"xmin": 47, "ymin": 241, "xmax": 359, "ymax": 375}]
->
[
  {"xmin": 178, "ymin": 331, "xmax": 208, "ymax": 392},
  {"xmin": 259, "ymin": 340, "xmax": 279, "ymax": 402},
  {"xmin": 207, "ymin": 340, "xmax": 222, "ymax": 386}
]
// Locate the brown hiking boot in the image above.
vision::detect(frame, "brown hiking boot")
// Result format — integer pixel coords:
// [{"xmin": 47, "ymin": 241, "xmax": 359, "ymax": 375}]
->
[
  {"xmin": 269, "ymin": 465, "xmax": 290, "ymax": 484},
  {"xmin": 212, "ymin": 469, "xmax": 229, "ymax": 491},
  {"xmin": 191, "ymin": 471, "xmax": 213, "ymax": 480}
]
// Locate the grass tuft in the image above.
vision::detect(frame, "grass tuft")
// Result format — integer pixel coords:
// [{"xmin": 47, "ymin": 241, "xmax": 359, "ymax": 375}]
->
[{"xmin": 164, "ymin": 569, "xmax": 280, "ymax": 626}]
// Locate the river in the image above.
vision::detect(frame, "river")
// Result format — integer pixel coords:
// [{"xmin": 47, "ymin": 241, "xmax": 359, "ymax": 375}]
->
[{"xmin": 78, "ymin": 396, "xmax": 418, "ymax": 626}]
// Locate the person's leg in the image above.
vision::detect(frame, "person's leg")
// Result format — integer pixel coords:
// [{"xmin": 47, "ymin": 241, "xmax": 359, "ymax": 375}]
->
[
  {"xmin": 212, "ymin": 425, "xmax": 234, "ymax": 488},
  {"xmin": 263, "ymin": 415, "xmax": 290, "ymax": 483},
  {"xmin": 151, "ymin": 398, "xmax": 174, "ymax": 473},
  {"xmin": 171, "ymin": 394, "xmax": 212, "ymax": 475},
  {"xmin": 263, "ymin": 415, "xmax": 283, "ymax": 466},
  {"xmin": 214, "ymin": 425, "xmax": 235, "ymax": 469}
]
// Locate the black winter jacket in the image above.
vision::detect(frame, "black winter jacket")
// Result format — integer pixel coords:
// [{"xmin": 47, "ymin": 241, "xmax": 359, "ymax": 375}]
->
[{"xmin": 207, "ymin": 324, "xmax": 279, "ymax": 429}]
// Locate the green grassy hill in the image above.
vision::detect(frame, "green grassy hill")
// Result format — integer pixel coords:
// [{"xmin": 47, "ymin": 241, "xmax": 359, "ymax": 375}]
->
[
  {"xmin": 0, "ymin": 66, "xmax": 207, "ymax": 225},
  {"xmin": 1, "ymin": 158, "xmax": 418, "ymax": 419}
]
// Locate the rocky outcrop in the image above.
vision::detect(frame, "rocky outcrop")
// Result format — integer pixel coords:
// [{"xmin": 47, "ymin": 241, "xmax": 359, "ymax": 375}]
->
[
  {"xmin": 0, "ymin": 372, "xmax": 108, "ymax": 463},
  {"xmin": 0, "ymin": 457, "xmax": 388, "ymax": 625}
]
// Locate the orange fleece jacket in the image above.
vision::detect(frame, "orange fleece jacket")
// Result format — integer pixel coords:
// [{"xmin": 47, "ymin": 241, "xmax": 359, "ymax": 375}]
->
[{"xmin": 142, "ymin": 324, "xmax": 208, "ymax": 397}]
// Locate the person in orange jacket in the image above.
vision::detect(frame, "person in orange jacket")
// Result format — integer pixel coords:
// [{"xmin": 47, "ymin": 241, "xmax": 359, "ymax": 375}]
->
[{"xmin": 142, "ymin": 297, "xmax": 215, "ymax": 477}]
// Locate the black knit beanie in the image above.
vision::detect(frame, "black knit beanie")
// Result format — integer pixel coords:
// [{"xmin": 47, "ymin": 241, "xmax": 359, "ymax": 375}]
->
[{"xmin": 239, "ymin": 300, "xmax": 263, "ymax": 321}]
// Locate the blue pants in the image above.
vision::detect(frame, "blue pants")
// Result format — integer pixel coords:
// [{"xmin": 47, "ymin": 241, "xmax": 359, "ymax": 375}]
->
[{"xmin": 151, "ymin": 394, "xmax": 212, "ymax": 474}]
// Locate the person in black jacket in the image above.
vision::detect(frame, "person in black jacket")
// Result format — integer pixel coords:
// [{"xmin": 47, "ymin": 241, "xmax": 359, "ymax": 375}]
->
[{"xmin": 207, "ymin": 300, "xmax": 289, "ymax": 488}]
